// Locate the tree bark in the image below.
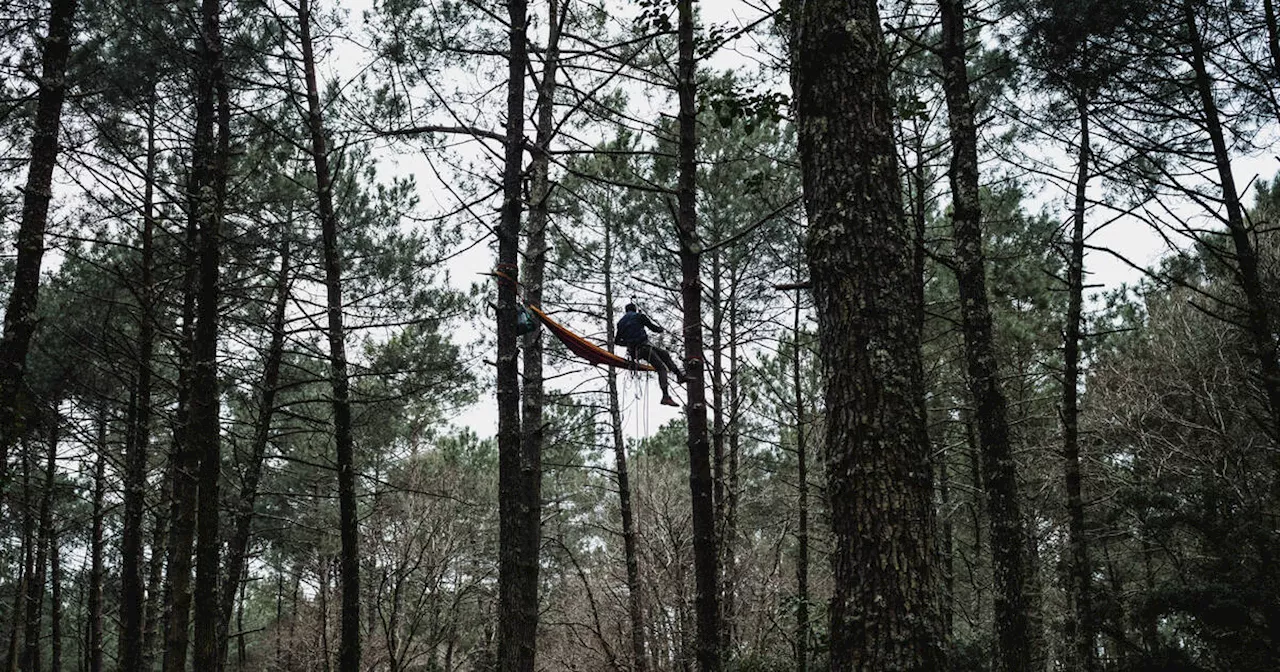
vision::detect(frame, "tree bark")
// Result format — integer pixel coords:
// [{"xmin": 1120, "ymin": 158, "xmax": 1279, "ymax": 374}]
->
[
  {"xmin": 520, "ymin": 0, "xmax": 561, "ymax": 485},
  {"xmin": 712, "ymin": 255, "xmax": 726, "ymax": 533},
  {"xmin": 20, "ymin": 425, "xmax": 57, "ymax": 672},
  {"xmin": 162, "ymin": 166, "xmax": 202, "ymax": 672},
  {"xmin": 0, "ymin": 0, "xmax": 78, "ymax": 477},
  {"xmin": 514, "ymin": 0, "xmax": 562, "ymax": 664},
  {"xmin": 723, "ymin": 282, "xmax": 740, "ymax": 660},
  {"xmin": 1264, "ymin": 0, "xmax": 1280, "ymax": 78},
  {"xmin": 119, "ymin": 90, "xmax": 159, "ymax": 672},
  {"xmin": 190, "ymin": 0, "xmax": 231, "ymax": 668},
  {"xmin": 143, "ymin": 504, "xmax": 169, "ymax": 670},
  {"xmin": 496, "ymin": 0, "xmax": 533, "ymax": 668},
  {"xmin": 49, "ymin": 509, "xmax": 62, "ymax": 672},
  {"xmin": 962, "ymin": 408, "xmax": 986, "ymax": 620},
  {"xmin": 318, "ymin": 557, "xmax": 332, "ymax": 672},
  {"xmin": 938, "ymin": 437, "xmax": 955, "ymax": 638},
  {"xmin": 273, "ymin": 564, "xmax": 283, "ymax": 671},
  {"xmin": 89, "ymin": 422, "xmax": 106, "ymax": 672},
  {"xmin": 77, "ymin": 557, "xmax": 86, "ymax": 672},
  {"xmin": 674, "ymin": 1, "xmax": 720, "ymax": 670},
  {"xmin": 235, "ymin": 582, "xmax": 246, "ymax": 669},
  {"xmin": 297, "ymin": 3, "xmax": 360, "ymax": 669},
  {"xmin": 9, "ymin": 446, "xmax": 32, "ymax": 672},
  {"xmin": 790, "ymin": 0, "xmax": 947, "ymax": 668},
  {"xmin": 161, "ymin": 410, "xmax": 197, "ymax": 672},
  {"xmin": 938, "ymin": 2, "xmax": 1030, "ymax": 670},
  {"xmin": 1063, "ymin": 91, "xmax": 1097, "ymax": 672},
  {"xmin": 710, "ymin": 254, "xmax": 731, "ymax": 661},
  {"xmin": 791, "ymin": 285, "xmax": 809, "ymax": 672}
]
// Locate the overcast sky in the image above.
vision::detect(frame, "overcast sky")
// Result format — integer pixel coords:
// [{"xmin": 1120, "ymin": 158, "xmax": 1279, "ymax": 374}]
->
[{"xmin": 315, "ymin": 0, "xmax": 1280, "ymax": 440}]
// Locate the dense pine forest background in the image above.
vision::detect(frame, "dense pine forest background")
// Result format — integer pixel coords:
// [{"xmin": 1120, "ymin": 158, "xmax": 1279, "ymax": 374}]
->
[{"xmin": 1, "ymin": 0, "xmax": 1279, "ymax": 670}]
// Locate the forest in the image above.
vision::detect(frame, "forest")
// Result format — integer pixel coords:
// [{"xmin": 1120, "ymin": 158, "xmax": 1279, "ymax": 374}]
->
[{"xmin": 1, "ymin": 0, "xmax": 1279, "ymax": 670}]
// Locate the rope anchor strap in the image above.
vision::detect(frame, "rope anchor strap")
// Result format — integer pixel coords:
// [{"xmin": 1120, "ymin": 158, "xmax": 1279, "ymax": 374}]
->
[{"xmin": 485, "ymin": 264, "xmax": 522, "ymax": 292}]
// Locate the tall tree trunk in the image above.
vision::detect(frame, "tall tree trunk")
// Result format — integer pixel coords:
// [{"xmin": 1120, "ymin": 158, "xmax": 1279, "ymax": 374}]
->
[
  {"xmin": 674, "ymin": 1, "xmax": 720, "ymax": 670},
  {"xmin": 1264, "ymin": 0, "xmax": 1280, "ymax": 78},
  {"xmin": 709, "ymin": 251, "xmax": 731, "ymax": 661},
  {"xmin": 297, "ymin": 3, "xmax": 360, "ymax": 670},
  {"xmin": 1062, "ymin": 91, "xmax": 1097, "ymax": 672},
  {"xmin": 218, "ymin": 235, "xmax": 290, "ymax": 668},
  {"xmin": 287, "ymin": 567, "xmax": 300, "ymax": 672},
  {"xmin": 143, "ymin": 505, "xmax": 169, "ymax": 670},
  {"xmin": 711, "ymin": 256, "xmax": 726, "ymax": 515},
  {"xmin": 962, "ymin": 408, "xmax": 988, "ymax": 624},
  {"xmin": 938, "ymin": 2, "xmax": 1030, "ymax": 670},
  {"xmin": 1024, "ymin": 512, "xmax": 1047, "ymax": 668},
  {"xmin": 723, "ymin": 282, "xmax": 740, "ymax": 660},
  {"xmin": 78, "ymin": 557, "xmax": 87, "ymax": 672},
  {"xmin": 1185, "ymin": 0, "xmax": 1280, "ymax": 438},
  {"xmin": 938, "ymin": 439, "xmax": 955, "ymax": 638},
  {"xmin": 89, "ymin": 422, "xmax": 106, "ymax": 672},
  {"xmin": 495, "ymin": 0, "xmax": 533, "ymax": 668},
  {"xmin": 0, "ymin": 0, "xmax": 78, "ymax": 475},
  {"xmin": 520, "ymin": 0, "xmax": 562, "ymax": 491},
  {"xmin": 119, "ymin": 92, "xmax": 159, "ymax": 672},
  {"xmin": 234, "ymin": 582, "xmax": 246, "ymax": 669},
  {"xmin": 909, "ymin": 123, "xmax": 950, "ymax": 640},
  {"xmin": 515, "ymin": 0, "xmax": 561, "ymax": 665},
  {"xmin": 273, "ymin": 564, "xmax": 283, "ymax": 671},
  {"xmin": 605, "ymin": 216, "xmax": 649, "ymax": 672},
  {"xmin": 318, "ymin": 558, "xmax": 332, "ymax": 672},
  {"xmin": 8, "ymin": 447, "xmax": 33, "ymax": 672},
  {"xmin": 710, "ymin": 253, "xmax": 730, "ymax": 661},
  {"xmin": 161, "ymin": 448, "xmax": 196, "ymax": 672},
  {"xmin": 791, "ymin": 284, "xmax": 809, "ymax": 672},
  {"xmin": 790, "ymin": 0, "xmax": 947, "ymax": 668},
  {"xmin": 910, "ymin": 126, "xmax": 928, "ymax": 327},
  {"xmin": 50, "ymin": 511, "xmax": 62, "ymax": 672},
  {"xmin": 191, "ymin": 0, "xmax": 230, "ymax": 668},
  {"xmin": 20, "ymin": 425, "xmax": 57, "ymax": 672},
  {"xmin": 162, "ymin": 179, "xmax": 201, "ymax": 672}
]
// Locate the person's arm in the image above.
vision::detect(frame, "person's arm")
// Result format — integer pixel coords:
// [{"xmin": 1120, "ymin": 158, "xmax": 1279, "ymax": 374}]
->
[{"xmin": 642, "ymin": 314, "xmax": 665, "ymax": 333}]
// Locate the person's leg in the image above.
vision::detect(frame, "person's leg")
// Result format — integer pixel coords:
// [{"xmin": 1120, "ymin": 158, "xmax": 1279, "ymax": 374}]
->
[
  {"xmin": 637, "ymin": 344, "xmax": 673, "ymax": 400},
  {"xmin": 653, "ymin": 346, "xmax": 684, "ymax": 380}
]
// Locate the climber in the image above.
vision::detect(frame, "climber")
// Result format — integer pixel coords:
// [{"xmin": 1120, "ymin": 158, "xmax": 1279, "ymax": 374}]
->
[{"xmin": 616, "ymin": 304, "xmax": 685, "ymax": 407}]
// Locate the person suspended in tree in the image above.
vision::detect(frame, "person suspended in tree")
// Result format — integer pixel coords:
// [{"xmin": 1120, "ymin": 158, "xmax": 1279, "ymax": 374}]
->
[{"xmin": 616, "ymin": 303, "xmax": 685, "ymax": 407}]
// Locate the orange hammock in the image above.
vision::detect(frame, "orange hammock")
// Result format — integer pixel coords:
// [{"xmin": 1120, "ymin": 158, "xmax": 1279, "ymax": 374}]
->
[{"xmin": 526, "ymin": 305, "xmax": 655, "ymax": 372}]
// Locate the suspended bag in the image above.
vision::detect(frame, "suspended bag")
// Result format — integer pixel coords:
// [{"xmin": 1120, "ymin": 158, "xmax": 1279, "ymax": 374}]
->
[{"xmin": 517, "ymin": 304, "xmax": 538, "ymax": 336}]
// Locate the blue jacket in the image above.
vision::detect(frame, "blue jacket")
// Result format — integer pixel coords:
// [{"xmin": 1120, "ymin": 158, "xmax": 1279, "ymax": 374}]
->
[{"xmin": 616, "ymin": 312, "xmax": 662, "ymax": 347}]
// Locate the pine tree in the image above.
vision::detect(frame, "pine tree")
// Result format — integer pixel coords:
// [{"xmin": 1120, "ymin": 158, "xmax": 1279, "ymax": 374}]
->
[
  {"xmin": 0, "ymin": 0, "xmax": 79, "ymax": 484},
  {"xmin": 790, "ymin": 0, "xmax": 947, "ymax": 667},
  {"xmin": 496, "ymin": 0, "xmax": 537, "ymax": 670},
  {"xmin": 938, "ymin": 2, "xmax": 1031, "ymax": 668}
]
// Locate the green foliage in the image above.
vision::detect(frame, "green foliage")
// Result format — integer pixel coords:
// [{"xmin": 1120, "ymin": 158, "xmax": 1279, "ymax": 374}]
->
[
  {"xmin": 636, "ymin": 0, "xmax": 675, "ymax": 34},
  {"xmin": 1085, "ymin": 276, "xmax": 1280, "ymax": 670},
  {"xmin": 704, "ymin": 79, "xmax": 789, "ymax": 136}
]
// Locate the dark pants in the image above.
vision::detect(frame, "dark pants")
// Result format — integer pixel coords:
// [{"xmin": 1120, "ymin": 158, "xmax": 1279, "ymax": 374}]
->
[{"xmin": 631, "ymin": 343, "xmax": 682, "ymax": 397}]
